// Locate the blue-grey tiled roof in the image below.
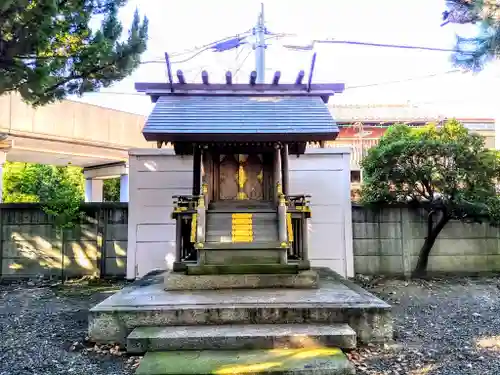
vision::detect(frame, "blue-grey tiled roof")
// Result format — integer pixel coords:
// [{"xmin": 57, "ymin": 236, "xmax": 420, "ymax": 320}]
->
[{"xmin": 142, "ymin": 95, "xmax": 338, "ymax": 141}]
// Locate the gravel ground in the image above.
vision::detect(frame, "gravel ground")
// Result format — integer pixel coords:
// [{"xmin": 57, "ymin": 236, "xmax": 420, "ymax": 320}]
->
[
  {"xmin": 350, "ymin": 275, "xmax": 500, "ymax": 375},
  {"xmin": 2, "ymin": 276, "xmax": 500, "ymax": 375},
  {"xmin": 0, "ymin": 279, "xmax": 139, "ymax": 375}
]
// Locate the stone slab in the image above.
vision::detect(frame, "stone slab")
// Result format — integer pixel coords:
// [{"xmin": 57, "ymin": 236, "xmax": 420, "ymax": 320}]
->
[
  {"xmin": 202, "ymin": 249, "xmax": 283, "ymax": 265},
  {"xmin": 135, "ymin": 348, "xmax": 355, "ymax": 375},
  {"xmin": 88, "ymin": 268, "xmax": 392, "ymax": 345},
  {"xmin": 185, "ymin": 263, "xmax": 299, "ymax": 275},
  {"xmin": 127, "ymin": 323, "xmax": 356, "ymax": 353},
  {"xmin": 164, "ymin": 270, "xmax": 319, "ymax": 290}
]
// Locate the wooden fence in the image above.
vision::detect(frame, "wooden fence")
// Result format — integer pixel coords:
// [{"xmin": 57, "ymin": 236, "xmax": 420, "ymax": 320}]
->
[{"xmin": 0, "ymin": 203, "xmax": 128, "ymax": 279}]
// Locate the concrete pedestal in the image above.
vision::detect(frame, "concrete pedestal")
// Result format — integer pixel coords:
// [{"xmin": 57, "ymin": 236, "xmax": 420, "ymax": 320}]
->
[
  {"xmin": 164, "ymin": 270, "xmax": 319, "ymax": 290},
  {"xmin": 89, "ymin": 268, "xmax": 392, "ymax": 346}
]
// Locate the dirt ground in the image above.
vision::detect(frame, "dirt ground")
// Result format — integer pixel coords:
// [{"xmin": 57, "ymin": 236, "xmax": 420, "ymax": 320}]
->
[
  {"xmin": 0, "ymin": 279, "xmax": 138, "ymax": 375},
  {"xmin": 351, "ymin": 275, "xmax": 500, "ymax": 375},
  {"xmin": 1, "ymin": 275, "xmax": 500, "ymax": 375}
]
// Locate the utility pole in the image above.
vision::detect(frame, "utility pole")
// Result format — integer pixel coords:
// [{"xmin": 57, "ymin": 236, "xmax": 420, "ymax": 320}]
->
[{"xmin": 254, "ymin": 3, "xmax": 266, "ymax": 83}]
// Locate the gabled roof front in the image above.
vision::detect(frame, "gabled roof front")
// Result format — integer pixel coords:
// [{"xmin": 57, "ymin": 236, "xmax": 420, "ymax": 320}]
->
[
  {"xmin": 141, "ymin": 95, "xmax": 340, "ymax": 143},
  {"xmin": 136, "ymin": 69, "xmax": 345, "ymax": 144}
]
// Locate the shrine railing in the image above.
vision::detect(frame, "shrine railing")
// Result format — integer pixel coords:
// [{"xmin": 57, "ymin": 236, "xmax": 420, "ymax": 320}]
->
[
  {"xmin": 171, "ymin": 183, "xmax": 209, "ymax": 270},
  {"xmin": 285, "ymin": 194, "xmax": 312, "ymax": 266},
  {"xmin": 171, "ymin": 195, "xmax": 199, "ymax": 269}
]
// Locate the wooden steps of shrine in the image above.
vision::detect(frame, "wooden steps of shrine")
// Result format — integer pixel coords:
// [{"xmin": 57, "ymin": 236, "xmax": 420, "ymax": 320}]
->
[
  {"xmin": 203, "ymin": 242, "xmax": 283, "ymax": 250},
  {"xmin": 208, "ymin": 199, "xmax": 275, "ymax": 212},
  {"xmin": 206, "ymin": 211, "xmax": 279, "ymax": 243}
]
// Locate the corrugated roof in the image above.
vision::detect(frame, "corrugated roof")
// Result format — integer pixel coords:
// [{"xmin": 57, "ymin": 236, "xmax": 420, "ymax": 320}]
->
[{"xmin": 142, "ymin": 95, "xmax": 339, "ymax": 142}]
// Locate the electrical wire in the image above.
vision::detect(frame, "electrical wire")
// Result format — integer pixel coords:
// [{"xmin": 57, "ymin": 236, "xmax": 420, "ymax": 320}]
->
[
  {"xmin": 167, "ymin": 34, "xmax": 281, "ymax": 65},
  {"xmin": 345, "ymin": 69, "xmax": 462, "ymax": 90},
  {"xmin": 139, "ymin": 29, "xmax": 253, "ymax": 65},
  {"xmin": 141, "ymin": 37, "xmax": 474, "ymax": 66},
  {"xmin": 284, "ymin": 39, "xmax": 476, "ymax": 54},
  {"xmin": 318, "ymin": 39, "xmax": 465, "ymax": 53},
  {"xmin": 167, "ymin": 29, "xmax": 252, "ymax": 58},
  {"xmin": 233, "ymin": 48, "xmax": 254, "ymax": 80}
]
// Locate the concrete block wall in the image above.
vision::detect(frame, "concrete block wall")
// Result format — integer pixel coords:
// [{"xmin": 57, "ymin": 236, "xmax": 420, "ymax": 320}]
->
[
  {"xmin": 0, "ymin": 204, "xmax": 127, "ymax": 279},
  {"xmin": 353, "ymin": 205, "xmax": 500, "ymax": 276}
]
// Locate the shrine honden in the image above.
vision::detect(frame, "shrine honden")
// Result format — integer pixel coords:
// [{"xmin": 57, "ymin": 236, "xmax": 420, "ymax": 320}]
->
[
  {"xmin": 88, "ymin": 70, "xmax": 392, "ymax": 375},
  {"xmin": 135, "ymin": 70, "xmax": 345, "ymax": 286}
]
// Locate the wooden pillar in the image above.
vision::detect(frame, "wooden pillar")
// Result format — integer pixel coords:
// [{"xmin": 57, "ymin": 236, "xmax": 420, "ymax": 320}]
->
[
  {"xmin": 273, "ymin": 145, "xmax": 282, "ymax": 203},
  {"xmin": 193, "ymin": 146, "xmax": 202, "ymax": 195},
  {"xmin": 201, "ymin": 149, "xmax": 209, "ymax": 206},
  {"xmin": 175, "ymin": 216, "xmax": 182, "ymax": 262},
  {"xmin": 280, "ymin": 144, "xmax": 289, "ymax": 196},
  {"xmin": 301, "ymin": 215, "xmax": 309, "ymax": 262}
]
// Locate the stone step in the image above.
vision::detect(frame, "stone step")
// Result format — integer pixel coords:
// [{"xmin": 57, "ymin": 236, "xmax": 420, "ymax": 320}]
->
[
  {"xmin": 134, "ymin": 348, "xmax": 355, "ymax": 375},
  {"xmin": 201, "ymin": 248, "xmax": 285, "ymax": 265},
  {"xmin": 186, "ymin": 263, "xmax": 299, "ymax": 275},
  {"xmin": 164, "ymin": 270, "xmax": 319, "ymax": 291},
  {"xmin": 88, "ymin": 268, "xmax": 393, "ymax": 346},
  {"xmin": 127, "ymin": 323, "xmax": 356, "ymax": 354}
]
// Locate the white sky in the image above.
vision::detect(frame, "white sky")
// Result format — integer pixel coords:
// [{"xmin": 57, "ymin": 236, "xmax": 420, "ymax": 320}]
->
[{"xmin": 73, "ymin": 0, "xmax": 500, "ymax": 118}]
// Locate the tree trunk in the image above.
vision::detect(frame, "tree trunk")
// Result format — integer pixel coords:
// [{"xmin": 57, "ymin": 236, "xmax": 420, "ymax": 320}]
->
[{"xmin": 412, "ymin": 209, "xmax": 450, "ymax": 278}]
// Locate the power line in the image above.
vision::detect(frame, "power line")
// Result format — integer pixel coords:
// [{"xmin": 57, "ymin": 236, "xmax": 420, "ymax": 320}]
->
[
  {"xmin": 345, "ymin": 69, "xmax": 461, "ymax": 90},
  {"xmin": 139, "ymin": 30, "xmax": 253, "ymax": 65},
  {"xmin": 234, "ymin": 48, "xmax": 254, "ymax": 80},
  {"xmin": 284, "ymin": 39, "xmax": 475, "ymax": 54},
  {"xmin": 317, "ymin": 39, "xmax": 465, "ymax": 53},
  {"xmin": 141, "ymin": 32, "xmax": 287, "ymax": 66},
  {"xmin": 141, "ymin": 37, "xmax": 474, "ymax": 66},
  {"xmin": 168, "ymin": 31, "xmax": 251, "ymax": 58}
]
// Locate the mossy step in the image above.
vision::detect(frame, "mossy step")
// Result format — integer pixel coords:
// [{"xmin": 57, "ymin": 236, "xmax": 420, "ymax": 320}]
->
[
  {"xmin": 135, "ymin": 348, "xmax": 355, "ymax": 375},
  {"xmin": 186, "ymin": 264, "xmax": 299, "ymax": 275}
]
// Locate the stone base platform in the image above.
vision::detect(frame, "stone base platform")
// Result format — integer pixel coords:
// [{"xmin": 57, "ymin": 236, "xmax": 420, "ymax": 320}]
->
[
  {"xmin": 164, "ymin": 270, "xmax": 319, "ymax": 290},
  {"xmin": 88, "ymin": 268, "xmax": 392, "ymax": 345}
]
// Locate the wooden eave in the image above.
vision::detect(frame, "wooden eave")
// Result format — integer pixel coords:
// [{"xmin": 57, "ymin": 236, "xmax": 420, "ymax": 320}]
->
[{"xmin": 144, "ymin": 131, "xmax": 339, "ymax": 144}]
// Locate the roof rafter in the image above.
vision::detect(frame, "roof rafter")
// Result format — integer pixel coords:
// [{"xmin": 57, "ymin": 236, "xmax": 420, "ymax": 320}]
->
[{"xmin": 135, "ymin": 69, "xmax": 345, "ymax": 100}]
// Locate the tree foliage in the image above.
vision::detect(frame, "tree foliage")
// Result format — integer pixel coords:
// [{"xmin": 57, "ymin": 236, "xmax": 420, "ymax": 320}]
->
[
  {"xmin": 0, "ymin": 0, "xmax": 148, "ymax": 106},
  {"xmin": 443, "ymin": 0, "xmax": 500, "ymax": 71},
  {"xmin": 361, "ymin": 120, "xmax": 500, "ymax": 276},
  {"xmin": 3, "ymin": 162, "xmax": 85, "ymax": 226},
  {"xmin": 103, "ymin": 177, "xmax": 120, "ymax": 202}
]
